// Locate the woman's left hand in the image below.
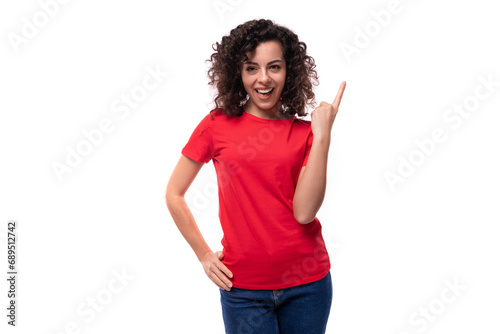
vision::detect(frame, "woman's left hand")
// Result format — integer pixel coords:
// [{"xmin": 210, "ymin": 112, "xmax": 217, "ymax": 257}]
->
[{"xmin": 310, "ymin": 81, "xmax": 346, "ymax": 139}]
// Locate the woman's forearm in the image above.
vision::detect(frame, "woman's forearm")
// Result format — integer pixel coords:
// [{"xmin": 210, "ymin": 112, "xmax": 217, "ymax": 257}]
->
[
  {"xmin": 293, "ymin": 135, "xmax": 331, "ymax": 224},
  {"xmin": 166, "ymin": 194, "xmax": 212, "ymax": 261}
]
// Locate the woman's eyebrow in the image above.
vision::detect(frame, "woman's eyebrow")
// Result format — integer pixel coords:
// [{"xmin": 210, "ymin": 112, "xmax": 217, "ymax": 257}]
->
[{"xmin": 243, "ymin": 59, "xmax": 283, "ymax": 65}]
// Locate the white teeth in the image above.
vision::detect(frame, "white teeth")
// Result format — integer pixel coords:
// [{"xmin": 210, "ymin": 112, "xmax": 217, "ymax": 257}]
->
[{"xmin": 256, "ymin": 88, "xmax": 273, "ymax": 93}]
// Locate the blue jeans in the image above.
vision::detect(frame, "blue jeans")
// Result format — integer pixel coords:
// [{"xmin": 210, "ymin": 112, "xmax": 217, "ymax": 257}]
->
[{"xmin": 219, "ymin": 271, "xmax": 332, "ymax": 334}]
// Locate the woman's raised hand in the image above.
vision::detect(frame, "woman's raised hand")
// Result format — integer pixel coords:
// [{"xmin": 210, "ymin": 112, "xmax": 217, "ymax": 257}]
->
[
  {"xmin": 200, "ymin": 250, "xmax": 234, "ymax": 291},
  {"xmin": 310, "ymin": 81, "xmax": 346, "ymax": 139}
]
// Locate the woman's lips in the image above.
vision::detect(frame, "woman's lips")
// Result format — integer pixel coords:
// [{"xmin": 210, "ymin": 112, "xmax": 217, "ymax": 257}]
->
[{"xmin": 255, "ymin": 88, "xmax": 274, "ymax": 99}]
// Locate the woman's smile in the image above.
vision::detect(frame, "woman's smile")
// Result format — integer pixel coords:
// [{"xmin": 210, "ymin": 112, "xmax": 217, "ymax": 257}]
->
[{"xmin": 254, "ymin": 87, "xmax": 274, "ymax": 99}]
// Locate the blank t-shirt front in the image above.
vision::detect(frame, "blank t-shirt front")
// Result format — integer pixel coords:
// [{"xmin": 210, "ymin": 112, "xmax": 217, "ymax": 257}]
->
[{"xmin": 181, "ymin": 108, "xmax": 331, "ymax": 290}]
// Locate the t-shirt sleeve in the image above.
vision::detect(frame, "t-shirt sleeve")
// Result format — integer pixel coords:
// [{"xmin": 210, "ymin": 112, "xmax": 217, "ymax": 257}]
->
[
  {"xmin": 181, "ymin": 114, "xmax": 214, "ymax": 164},
  {"xmin": 302, "ymin": 130, "xmax": 313, "ymax": 167}
]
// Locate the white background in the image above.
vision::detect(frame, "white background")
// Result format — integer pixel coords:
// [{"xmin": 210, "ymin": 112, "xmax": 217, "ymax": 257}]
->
[{"xmin": 1, "ymin": 0, "xmax": 499, "ymax": 333}]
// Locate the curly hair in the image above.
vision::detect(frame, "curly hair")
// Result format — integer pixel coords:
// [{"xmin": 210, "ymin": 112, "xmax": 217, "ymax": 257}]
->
[{"xmin": 206, "ymin": 19, "xmax": 319, "ymax": 119}]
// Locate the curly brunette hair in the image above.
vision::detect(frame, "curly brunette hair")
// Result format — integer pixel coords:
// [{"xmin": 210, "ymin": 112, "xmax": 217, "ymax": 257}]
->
[{"xmin": 206, "ymin": 19, "xmax": 319, "ymax": 119}]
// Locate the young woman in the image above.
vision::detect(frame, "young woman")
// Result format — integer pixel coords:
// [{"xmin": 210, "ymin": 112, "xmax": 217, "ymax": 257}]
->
[{"xmin": 166, "ymin": 18, "xmax": 346, "ymax": 333}]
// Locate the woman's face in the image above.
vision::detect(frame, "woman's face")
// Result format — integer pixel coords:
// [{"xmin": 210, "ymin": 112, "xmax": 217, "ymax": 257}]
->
[{"xmin": 241, "ymin": 40, "xmax": 286, "ymax": 117}]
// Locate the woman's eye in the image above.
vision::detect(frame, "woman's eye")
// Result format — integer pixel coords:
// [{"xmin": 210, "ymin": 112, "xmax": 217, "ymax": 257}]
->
[
  {"xmin": 270, "ymin": 65, "xmax": 281, "ymax": 70},
  {"xmin": 246, "ymin": 67, "xmax": 256, "ymax": 72}
]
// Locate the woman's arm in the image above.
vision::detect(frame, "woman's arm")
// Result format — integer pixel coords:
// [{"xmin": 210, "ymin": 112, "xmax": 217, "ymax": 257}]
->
[
  {"xmin": 293, "ymin": 135, "xmax": 330, "ymax": 224},
  {"xmin": 293, "ymin": 81, "xmax": 346, "ymax": 224},
  {"xmin": 166, "ymin": 155, "xmax": 233, "ymax": 290}
]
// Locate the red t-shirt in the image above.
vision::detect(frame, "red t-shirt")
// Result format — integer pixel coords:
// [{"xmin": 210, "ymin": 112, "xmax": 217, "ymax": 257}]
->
[{"xmin": 181, "ymin": 108, "xmax": 331, "ymax": 289}]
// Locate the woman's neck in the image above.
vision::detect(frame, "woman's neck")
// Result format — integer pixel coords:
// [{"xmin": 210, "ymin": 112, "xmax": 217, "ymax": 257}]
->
[{"xmin": 242, "ymin": 102, "xmax": 289, "ymax": 120}]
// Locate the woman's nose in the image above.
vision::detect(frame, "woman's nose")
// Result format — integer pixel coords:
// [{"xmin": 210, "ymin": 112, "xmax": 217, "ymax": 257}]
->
[{"xmin": 258, "ymin": 70, "xmax": 271, "ymax": 83}]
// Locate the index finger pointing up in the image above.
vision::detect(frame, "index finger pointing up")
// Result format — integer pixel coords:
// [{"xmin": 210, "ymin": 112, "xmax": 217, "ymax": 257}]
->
[{"xmin": 332, "ymin": 81, "xmax": 346, "ymax": 108}]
